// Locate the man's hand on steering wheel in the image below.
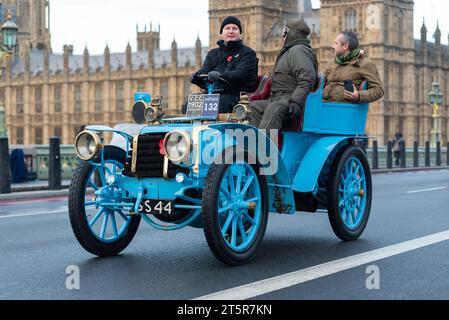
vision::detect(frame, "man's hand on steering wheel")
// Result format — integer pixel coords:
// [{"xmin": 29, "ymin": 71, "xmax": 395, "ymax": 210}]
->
[
  {"xmin": 190, "ymin": 72, "xmax": 200, "ymax": 83},
  {"xmin": 207, "ymin": 71, "xmax": 222, "ymax": 83},
  {"xmin": 195, "ymin": 72, "xmax": 231, "ymax": 85}
]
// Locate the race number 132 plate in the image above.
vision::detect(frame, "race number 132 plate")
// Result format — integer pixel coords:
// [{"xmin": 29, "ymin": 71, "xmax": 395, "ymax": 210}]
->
[
  {"xmin": 186, "ymin": 94, "xmax": 220, "ymax": 118},
  {"xmin": 138, "ymin": 200, "xmax": 173, "ymax": 215}
]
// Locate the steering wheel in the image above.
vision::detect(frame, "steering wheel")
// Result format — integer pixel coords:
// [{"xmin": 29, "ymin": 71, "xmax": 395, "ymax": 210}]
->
[{"xmin": 198, "ymin": 74, "xmax": 231, "ymax": 87}]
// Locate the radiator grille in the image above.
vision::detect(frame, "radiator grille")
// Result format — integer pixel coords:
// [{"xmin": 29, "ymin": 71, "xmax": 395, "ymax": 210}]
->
[{"xmin": 123, "ymin": 133, "xmax": 187, "ymax": 178}]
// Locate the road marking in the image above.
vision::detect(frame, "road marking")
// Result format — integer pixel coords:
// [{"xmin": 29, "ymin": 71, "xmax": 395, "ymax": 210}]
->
[
  {"xmin": 0, "ymin": 196, "xmax": 69, "ymax": 205},
  {"xmin": 406, "ymin": 187, "xmax": 447, "ymax": 194},
  {"xmin": 194, "ymin": 229, "xmax": 449, "ymax": 300},
  {"xmin": 0, "ymin": 208, "xmax": 67, "ymax": 219}
]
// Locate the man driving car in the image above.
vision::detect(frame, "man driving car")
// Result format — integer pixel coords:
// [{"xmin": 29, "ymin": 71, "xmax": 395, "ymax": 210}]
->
[{"xmin": 184, "ymin": 16, "xmax": 258, "ymax": 114}]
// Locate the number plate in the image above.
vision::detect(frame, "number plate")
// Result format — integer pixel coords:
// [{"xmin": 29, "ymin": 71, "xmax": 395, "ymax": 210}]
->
[
  {"xmin": 138, "ymin": 200, "xmax": 173, "ymax": 215},
  {"xmin": 186, "ymin": 94, "xmax": 220, "ymax": 118}
]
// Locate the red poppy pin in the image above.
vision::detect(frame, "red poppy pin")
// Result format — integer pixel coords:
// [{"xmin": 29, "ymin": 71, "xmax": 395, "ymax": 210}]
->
[{"xmin": 227, "ymin": 55, "xmax": 233, "ymax": 62}]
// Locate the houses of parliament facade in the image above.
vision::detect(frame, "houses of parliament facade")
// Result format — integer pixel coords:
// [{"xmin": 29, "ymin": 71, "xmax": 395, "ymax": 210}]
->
[{"xmin": 1, "ymin": 0, "xmax": 448, "ymax": 146}]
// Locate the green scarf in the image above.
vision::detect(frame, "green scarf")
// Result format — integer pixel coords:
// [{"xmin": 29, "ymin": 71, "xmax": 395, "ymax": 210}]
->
[{"xmin": 335, "ymin": 49, "xmax": 363, "ymax": 65}]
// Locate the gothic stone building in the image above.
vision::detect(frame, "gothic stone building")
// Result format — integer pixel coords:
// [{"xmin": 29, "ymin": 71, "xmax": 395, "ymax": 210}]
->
[{"xmin": 2, "ymin": 0, "xmax": 449, "ymax": 146}]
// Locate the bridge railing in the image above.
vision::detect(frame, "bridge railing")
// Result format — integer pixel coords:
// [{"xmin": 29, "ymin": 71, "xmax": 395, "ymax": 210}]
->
[
  {"xmin": 0, "ymin": 137, "xmax": 448, "ymax": 194},
  {"xmin": 365, "ymin": 140, "xmax": 448, "ymax": 170}
]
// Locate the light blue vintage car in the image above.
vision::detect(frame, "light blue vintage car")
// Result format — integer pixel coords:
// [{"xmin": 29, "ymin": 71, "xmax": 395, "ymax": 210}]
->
[{"xmin": 69, "ymin": 76, "xmax": 372, "ymax": 266}]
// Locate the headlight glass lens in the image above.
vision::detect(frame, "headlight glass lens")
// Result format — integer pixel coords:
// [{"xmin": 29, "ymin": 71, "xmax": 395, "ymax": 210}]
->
[
  {"xmin": 75, "ymin": 131, "xmax": 100, "ymax": 161},
  {"xmin": 233, "ymin": 104, "xmax": 248, "ymax": 121},
  {"xmin": 88, "ymin": 139, "xmax": 97, "ymax": 153},
  {"xmin": 144, "ymin": 106, "xmax": 157, "ymax": 122},
  {"xmin": 164, "ymin": 131, "xmax": 191, "ymax": 162}
]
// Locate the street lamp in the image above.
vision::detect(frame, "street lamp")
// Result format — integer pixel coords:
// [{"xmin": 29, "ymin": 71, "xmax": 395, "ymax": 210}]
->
[
  {"xmin": 0, "ymin": 10, "xmax": 17, "ymax": 194},
  {"xmin": 428, "ymin": 81, "xmax": 443, "ymax": 148},
  {"xmin": 0, "ymin": 10, "xmax": 18, "ymax": 138},
  {"xmin": 429, "ymin": 81, "xmax": 443, "ymax": 105},
  {"xmin": 0, "ymin": 10, "xmax": 18, "ymax": 58}
]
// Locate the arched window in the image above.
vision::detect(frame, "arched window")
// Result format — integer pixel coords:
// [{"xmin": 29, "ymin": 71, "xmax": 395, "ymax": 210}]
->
[
  {"xmin": 19, "ymin": 1, "xmax": 30, "ymax": 20},
  {"xmin": 54, "ymin": 85, "xmax": 62, "ymax": 113},
  {"xmin": 35, "ymin": 86, "xmax": 42, "ymax": 113},
  {"xmin": 16, "ymin": 87, "xmax": 24, "ymax": 114},
  {"xmin": 37, "ymin": 0, "xmax": 43, "ymax": 36},
  {"xmin": 396, "ymin": 11, "xmax": 403, "ymax": 46},
  {"xmin": 94, "ymin": 83, "xmax": 102, "ymax": 112},
  {"xmin": 345, "ymin": 9, "xmax": 357, "ymax": 32},
  {"xmin": 160, "ymin": 80, "xmax": 169, "ymax": 109},
  {"xmin": 115, "ymin": 81, "xmax": 124, "ymax": 112}
]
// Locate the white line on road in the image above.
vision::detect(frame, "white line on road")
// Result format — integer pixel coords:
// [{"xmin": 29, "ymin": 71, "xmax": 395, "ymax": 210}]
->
[
  {"xmin": 406, "ymin": 187, "xmax": 448, "ymax": 194},
  {"xmin": 0, "ymin": 208, "xmax": 67, "ymax": 219},
  {"xmin": 194, "ymin": 229, "xmax": 449, "ymax": 300}
]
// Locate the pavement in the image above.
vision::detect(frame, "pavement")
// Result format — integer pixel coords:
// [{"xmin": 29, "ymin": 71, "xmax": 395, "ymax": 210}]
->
[
  {"xmin": 0, "ymin": 169, "xmax": 448, "ymax": 299},
  {"xmin": 10, "ymin": 179, "xmax": 72, "ymax": 192},
  {"xmin": 1, "ymin": 167, "xmax": 448, "ymax": 201},
  {"xmin": 0, "ymin": 180, "xmax": 72, "ymax": 201}
]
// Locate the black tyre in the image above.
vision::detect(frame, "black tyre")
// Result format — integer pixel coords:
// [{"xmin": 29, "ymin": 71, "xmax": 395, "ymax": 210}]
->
[
  {"xmin": 202, "ymin": 152, "xmax": 268, "ymax": 266},
  {"xmin": 69, "ymin": 146, "xmax": 140, "ymax": 257},
  {"xmin": 327, "ymin": 145, "xmax": 372, "ymax": 241}
]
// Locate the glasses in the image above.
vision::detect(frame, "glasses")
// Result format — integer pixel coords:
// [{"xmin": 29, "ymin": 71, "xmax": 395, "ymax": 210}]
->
[{"xmin": 282, "ymin": 26, "xmax": 289, "ymax": 38}]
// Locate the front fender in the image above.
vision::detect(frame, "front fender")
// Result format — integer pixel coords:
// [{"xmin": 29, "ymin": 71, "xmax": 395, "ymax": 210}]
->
[
  {"xmin": 292, "ymin": 136, "xmax": 353, "ymax": 193},
  {"xmin": 207, "ymin": 123, "xmax": 295, "ymax": 215}
]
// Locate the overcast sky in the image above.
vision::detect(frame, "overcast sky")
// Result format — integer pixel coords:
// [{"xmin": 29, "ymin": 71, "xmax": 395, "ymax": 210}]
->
[{"xmin": 50, "ymin": 0, "xmax": 449, "ymax": 54}]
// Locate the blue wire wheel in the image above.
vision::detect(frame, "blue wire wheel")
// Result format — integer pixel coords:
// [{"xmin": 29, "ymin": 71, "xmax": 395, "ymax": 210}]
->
[
  {"xmin": 217, "ymin": 163, "xmax": 262, "ymax": 252},
  {"xmin": 327, "ymin": 145, "xmax": 372, "ymax": 241},
  {"xmin": 83, "ymin": 159, "xmax": 131, "ymax": 243},
  {"xmin": 69, "ymin": 146, "xmax": 140, "ymax": 257},
  {"xmin": 337, "ymin": 156, "xmax": 367, "ymax": 230},
  {"xmin": 202, "ymin": 151, "xmax": 268, "ymax": 266}
]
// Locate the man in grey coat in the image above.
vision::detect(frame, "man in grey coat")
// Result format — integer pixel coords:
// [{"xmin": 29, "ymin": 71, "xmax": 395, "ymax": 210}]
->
[{"xmin": 248, "ymin": 20, "xmax": 317, "ymax": 132}]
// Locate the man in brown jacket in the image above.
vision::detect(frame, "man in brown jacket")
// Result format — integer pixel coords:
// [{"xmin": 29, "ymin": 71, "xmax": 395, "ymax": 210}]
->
[
  {"xmin": 323, "ymin": 31, "xmax": 384, "ymax": 103},
  {"xmin": 248, "ymin": 19, "xmax": 317, "ymax": 131}
]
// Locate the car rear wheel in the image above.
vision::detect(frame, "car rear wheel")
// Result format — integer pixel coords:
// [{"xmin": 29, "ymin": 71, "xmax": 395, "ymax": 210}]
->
[{"xmin": 327, "ymin": 145, "xmax": 372, "ymax": 241}]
